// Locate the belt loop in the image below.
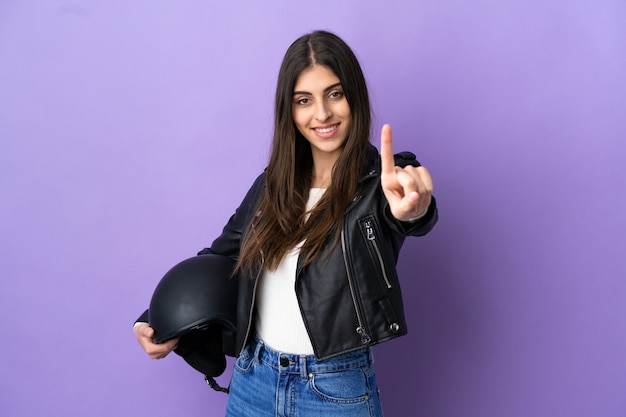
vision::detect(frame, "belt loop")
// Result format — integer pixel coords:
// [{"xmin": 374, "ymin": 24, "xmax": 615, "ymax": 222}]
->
[
  {"xmin": 299, "ymin": 355, "xmax": 308, "ymax": 381},
  {"xmin": 253, "ymin": 338, "xmax": 263, "ymax": 363}
]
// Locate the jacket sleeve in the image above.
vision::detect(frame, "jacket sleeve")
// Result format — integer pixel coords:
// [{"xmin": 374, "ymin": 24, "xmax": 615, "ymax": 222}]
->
[
  {"xmin": 385, "ymin": 195, "xmax": 438, "ymax": 236},
  {"xmin": 134, "ymin": 172, "xmax": 266, "ymax": 326},
  {"xmin": 136, "ymin": 309, "xmax": 149, "ymax": 324},
  {"xmin": 197, "ymin": 171, "xmax": 266, "ymax": 258}
]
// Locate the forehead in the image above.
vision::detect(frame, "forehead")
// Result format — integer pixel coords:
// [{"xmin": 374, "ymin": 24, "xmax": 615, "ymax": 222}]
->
[{"xmin": 293, "ymin": 64, "xmax": 341, "ymax": 92}]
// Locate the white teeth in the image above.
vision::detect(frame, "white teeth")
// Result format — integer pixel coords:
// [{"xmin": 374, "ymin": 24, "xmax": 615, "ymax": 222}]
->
[{"xmin": 315, "ymin": 125, "xmax": 337, "ymax": 133}]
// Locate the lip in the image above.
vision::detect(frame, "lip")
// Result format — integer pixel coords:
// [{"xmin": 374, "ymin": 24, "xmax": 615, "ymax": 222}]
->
[{"xmin": 311, "ymin": 123, "xmax": 340, "ymax": 139}]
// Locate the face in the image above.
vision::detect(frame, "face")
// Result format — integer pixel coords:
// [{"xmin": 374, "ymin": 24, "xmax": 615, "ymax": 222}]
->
[{"xmin": 292, "ymin": 64, "xmax": 352, "ymax": 165}]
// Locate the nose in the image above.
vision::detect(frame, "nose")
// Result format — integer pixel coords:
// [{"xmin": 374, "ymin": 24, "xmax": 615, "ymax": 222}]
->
[{"xmin": 314, "ymin": 101, "xmax": 332, "ymax": 122}]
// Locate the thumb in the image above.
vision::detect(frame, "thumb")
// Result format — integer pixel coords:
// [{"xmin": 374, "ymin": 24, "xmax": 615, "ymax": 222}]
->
[{"xmin": 142, "ymin": 325, "xmax": 155, "ymax": 338}]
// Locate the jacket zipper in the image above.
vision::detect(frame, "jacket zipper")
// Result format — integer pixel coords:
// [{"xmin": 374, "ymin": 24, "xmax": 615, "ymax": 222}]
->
[
  {"xmin": 239, "ymin": 253, "xmax": 264, "ymax": 356},
  {"xmin": 341, "ymin": 230, "xmax": 371, "ymax": 345},
  {"xmin": 364, "ymin": 220, "xmax": 392, "ymax": 289}
]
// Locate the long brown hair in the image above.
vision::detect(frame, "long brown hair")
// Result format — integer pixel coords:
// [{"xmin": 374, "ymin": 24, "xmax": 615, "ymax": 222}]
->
[{"xmin": 236, "ymin": 30, "xmax": 372, "ymax": 276}]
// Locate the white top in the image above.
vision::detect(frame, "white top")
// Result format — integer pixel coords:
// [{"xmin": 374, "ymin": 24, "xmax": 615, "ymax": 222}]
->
[{"xmin": 255, "ymin": 188, "xmax": 326, "ymax": 354}]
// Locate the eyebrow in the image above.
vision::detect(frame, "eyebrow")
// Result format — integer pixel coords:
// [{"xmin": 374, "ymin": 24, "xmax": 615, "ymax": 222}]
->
[{"xmin": 292, "ymin": 82, "xmax": 342, "ymax": 96}]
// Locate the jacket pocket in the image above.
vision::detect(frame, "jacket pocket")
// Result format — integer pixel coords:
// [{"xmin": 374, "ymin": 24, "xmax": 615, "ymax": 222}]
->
[{"xmin": 358, "ymin": 215, "xmax": 393, "ymax": 291}]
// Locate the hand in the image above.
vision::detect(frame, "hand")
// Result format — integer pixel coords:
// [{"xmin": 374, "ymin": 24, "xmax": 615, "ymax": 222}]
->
[
  {"xmin": 133, "ymin": 322, "xmax": 179, "ymax": 359},
  {"xmin": 380, "ymin": 124, "xmax": 433, "ymax": 222}
]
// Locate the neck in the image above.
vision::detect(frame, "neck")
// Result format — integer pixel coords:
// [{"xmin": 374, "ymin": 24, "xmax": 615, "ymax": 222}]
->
[
  {"xmin": 310, "ymin": 150, "xmax": 339, "ymax": 188},
  {"xmin": 311, "ymin": 163, "xmax": 334, "ymax": 188},
  {"xmin": 311, "ymin": 176, "xmax": 330, "ymax": 189}
]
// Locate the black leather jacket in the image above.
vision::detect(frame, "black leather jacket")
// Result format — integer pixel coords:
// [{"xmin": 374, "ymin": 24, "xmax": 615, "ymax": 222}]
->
[{"xmin": 200, "ymin": 145, "xmax": 438, "ymax": 360}]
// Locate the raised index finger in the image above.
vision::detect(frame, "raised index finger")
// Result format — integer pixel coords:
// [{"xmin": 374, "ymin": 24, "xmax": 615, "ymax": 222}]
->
[{"xmin": 380, "ymin": 124, "xmax": 395, "ymax": 176}]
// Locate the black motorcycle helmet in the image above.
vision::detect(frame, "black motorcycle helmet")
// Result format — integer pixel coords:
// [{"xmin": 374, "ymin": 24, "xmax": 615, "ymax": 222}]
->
[{"xmin": 148, "ymin": 254, "xmax": 238, "ymax": 392}]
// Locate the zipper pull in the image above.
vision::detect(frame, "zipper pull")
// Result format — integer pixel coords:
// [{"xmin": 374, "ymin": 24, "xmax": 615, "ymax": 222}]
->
[
  {"xmin": 356, "ymin": 326, "xmax": 372, "ymax": 344},
  {"xmin": 365, "ymin": 221, "xmax": 375, "ymax": 240}
]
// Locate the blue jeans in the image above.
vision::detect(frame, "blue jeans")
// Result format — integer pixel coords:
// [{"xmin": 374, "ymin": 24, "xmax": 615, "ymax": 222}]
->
[{"xmin": 225, "ymin": 335, "xmax": 384, "ymax": 417}]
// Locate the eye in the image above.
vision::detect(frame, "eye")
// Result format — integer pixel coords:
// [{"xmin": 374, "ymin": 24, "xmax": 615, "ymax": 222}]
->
[
  {"xmin": 295, "ymin": 97, "xmax": 310, "ymax": 105},
  {"xmin": 328, "ymin": 90, "xmax": 344, "ymax": 100}
]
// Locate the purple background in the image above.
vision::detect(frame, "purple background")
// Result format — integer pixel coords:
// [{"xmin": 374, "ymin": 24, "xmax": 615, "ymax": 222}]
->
[{"xmin": 1, "ymin": 1, "xmax": 625, "ymax": 416}]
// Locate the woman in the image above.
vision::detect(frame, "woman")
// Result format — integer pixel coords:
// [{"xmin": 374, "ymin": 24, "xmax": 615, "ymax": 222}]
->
[{"xmin": 134, "ymin": 30, "xmax": 438, "ymax": 416}]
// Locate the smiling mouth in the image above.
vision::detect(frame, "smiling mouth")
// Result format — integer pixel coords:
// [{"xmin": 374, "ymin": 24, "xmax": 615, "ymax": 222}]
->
[{"xmin": 313, "ymin": 124, "xmax": 339, "ymax": 134}]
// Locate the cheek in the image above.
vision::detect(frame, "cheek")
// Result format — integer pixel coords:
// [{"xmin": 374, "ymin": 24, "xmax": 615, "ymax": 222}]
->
[
  {"xmin": 342, "ymin": 107, "xmax": 352, "ymax": 129},
  {"xmin": 338, "ymin": 101, "xmax": 352, "ymax": 120},
  {"xmin": 292, "ymin": 109, "xmax": 307, "ymax": 129}
]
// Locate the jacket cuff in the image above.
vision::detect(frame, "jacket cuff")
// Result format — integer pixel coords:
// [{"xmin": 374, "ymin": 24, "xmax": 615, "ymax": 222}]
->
[
  {"xmin": 135, "ymin": 309, "xmax": 149, "ymax": 325},
  {"xmin": 387, "ymin": 196, "xmax": 438, "ymax": 236}
]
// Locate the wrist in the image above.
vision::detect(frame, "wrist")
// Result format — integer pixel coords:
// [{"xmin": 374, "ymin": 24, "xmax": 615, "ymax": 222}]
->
[{"xmin": 405, "ymin": 208, "xmax": 428, "ymax": 223}]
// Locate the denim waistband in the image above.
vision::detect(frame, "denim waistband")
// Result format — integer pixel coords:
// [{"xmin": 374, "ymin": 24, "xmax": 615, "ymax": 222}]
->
[{"xmin": 250, "ymin": 334, "xmax": 373, "ymax": 378}]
